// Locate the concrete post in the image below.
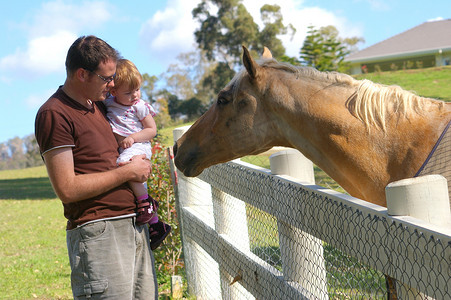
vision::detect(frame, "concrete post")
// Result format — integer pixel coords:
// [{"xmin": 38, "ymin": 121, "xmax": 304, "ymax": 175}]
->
[
  {"xmin": 212, "ymin": 186, "xmax": 253, "ymax": 299},
  {"xmin": 270, "ymin": 149, "xmax": 329, "ymax": 300},
  {"xmin": 385, "ymin": 174, "xmax": 451, "ymax": 299},
  {"xmin": 386, "ymin": 175, "xmax": 450, "ymax": 228},
  {"xmin": 173, "ymin": 126, "xmax": 221, "ymax": 299}
]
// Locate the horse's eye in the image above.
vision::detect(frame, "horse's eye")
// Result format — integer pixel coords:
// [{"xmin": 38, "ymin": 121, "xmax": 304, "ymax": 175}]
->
[{"xmin": 217, "ymin": 97, "xmax": 229, "ymax": 105}]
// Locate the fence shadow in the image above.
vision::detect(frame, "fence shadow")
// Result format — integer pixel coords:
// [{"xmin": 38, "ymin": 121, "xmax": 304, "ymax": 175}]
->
[{"xmin": 0, "ymin": 177, "xmax": 56, "ymax": 200}]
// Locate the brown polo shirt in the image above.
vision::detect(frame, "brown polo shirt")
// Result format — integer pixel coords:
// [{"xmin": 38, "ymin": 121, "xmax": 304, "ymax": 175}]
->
[{"xmin": 35, "ymin": 87, "xmax": 135, "ymax": 230}]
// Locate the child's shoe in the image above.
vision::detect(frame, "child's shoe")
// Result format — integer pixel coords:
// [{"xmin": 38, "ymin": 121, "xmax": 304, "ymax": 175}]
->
[
  {"xmin": 136, "ymin": 198, "xmax": 154, "ymax": 225},
  {"xmin": 149, "ymin": 221, "xmax": 172, "ymax": 250}
]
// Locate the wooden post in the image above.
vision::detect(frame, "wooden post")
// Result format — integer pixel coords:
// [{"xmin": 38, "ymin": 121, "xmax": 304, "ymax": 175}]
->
[
  {"xmin": 171, "ymin": 275, "xmax": 183, "ymax": 299},
  {"xmin": 270, "ymin": 149, "xmax": 329, "ymax": 300},
  {"xmin": 385, "ymin": 174, "xmax": 451, "ymax": 299}
]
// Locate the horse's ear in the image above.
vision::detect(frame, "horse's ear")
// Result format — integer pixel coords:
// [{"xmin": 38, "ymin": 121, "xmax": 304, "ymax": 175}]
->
[
  {"xmin": 242, "ymin": 46, "xmax": 258, "ymax": 79},
  {"xmin": 262, "ymin": 47, "xmax": 272, "ymax": 59}
]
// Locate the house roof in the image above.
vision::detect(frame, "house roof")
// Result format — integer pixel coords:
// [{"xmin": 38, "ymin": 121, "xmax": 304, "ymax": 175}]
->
[{"xmin": 346, "ymin": 19, "xmax": 451, "ymax": 63}]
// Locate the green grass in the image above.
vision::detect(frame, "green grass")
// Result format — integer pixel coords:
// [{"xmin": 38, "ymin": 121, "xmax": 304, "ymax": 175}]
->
[
  {"xmin": 354, "ymin": 65, "xmax": 451, "ymax": 101},
  {"xmin": 0, "ymin": 166, "xmax": 56, "ymax": 200},
  {"xmin": 158, "ymin": 121, "xmax": 194, "ymax": 148},
  {"xmin": 241, "ymin": 155, "xmax": 346, "ymax": 192},
  {"xmin": 0, "ymin": 166, "xmax": 71, "ymax": 300}
]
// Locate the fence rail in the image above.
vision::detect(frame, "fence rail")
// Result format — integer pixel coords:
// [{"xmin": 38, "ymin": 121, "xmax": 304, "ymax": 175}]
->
[{"xmin": 170, "ymin": 135, "xmax": 450, "ymax": 299}]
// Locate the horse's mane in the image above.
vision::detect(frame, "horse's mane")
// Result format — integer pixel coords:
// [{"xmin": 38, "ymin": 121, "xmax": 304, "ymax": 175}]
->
[
  {"xmin": 351, "ymin": 79, "xmax": 427, "ymax": 131},
  {"xmin": 231, "ymin": 58, "xmax": 439, "ymax": 131}
]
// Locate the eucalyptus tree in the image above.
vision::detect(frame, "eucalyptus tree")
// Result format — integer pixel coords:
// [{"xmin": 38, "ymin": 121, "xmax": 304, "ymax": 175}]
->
[{"xmin": 192, "ymin": 1, "xmax": 296, "ymax": 98}]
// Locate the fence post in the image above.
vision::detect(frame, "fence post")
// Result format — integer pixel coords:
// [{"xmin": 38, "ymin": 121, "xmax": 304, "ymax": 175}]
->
[
  {"xmin": 385, "ymin": 174, "xmax": 451, "ymax": 299},
  {"xmin": 173, "ymin": 126, "xmax": 222, "ymax": 299},
  {"xmin": 212, "ymin": 186, "xmax": 253, "ymax": 299},
  {"xmin": 270, "ymin": 149, "xmax": 329, "ymax": 300}
]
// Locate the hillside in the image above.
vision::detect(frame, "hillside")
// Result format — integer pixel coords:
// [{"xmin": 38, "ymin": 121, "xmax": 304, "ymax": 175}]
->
[{"xmin": 353, "ymin": 65, "xmax": 451, "ymax": 101}]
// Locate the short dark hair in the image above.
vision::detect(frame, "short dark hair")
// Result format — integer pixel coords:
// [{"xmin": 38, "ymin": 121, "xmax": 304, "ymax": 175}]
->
[{"xmin": 65, "ymin": 35, "xmax": 120, "ymax": 75}]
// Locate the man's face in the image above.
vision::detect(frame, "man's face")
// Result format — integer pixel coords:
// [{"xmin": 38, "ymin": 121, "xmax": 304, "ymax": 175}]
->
[{"xmin": 86, "ymin": 59, "xmax": 117, "ymax": 102}]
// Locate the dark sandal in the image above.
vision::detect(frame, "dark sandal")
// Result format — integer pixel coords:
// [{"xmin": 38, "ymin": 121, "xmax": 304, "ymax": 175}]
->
[
  {"xmin": 149, "ymin": 221, "xmax": 172, "ymax": 250},
  {"xmin": 136, "ymin": 198, "xmax": 153, "ymax": 225}
]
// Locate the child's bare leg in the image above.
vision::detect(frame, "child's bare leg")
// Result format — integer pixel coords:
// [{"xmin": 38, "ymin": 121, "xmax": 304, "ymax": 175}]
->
[{"xmin": 129, "ymin": 181, "xmax": 148, "ymax": 199}]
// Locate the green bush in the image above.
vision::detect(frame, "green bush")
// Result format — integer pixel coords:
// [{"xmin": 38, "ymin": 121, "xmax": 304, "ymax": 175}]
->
[{"xmin": 148, "ymin": 137, "xmax": 187, "ymax": 297}]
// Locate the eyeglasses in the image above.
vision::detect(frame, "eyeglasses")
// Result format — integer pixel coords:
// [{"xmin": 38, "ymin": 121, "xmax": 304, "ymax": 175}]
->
[{"xmin": 88, "ymin": 70, "xmax": 115, "ymax": 84}]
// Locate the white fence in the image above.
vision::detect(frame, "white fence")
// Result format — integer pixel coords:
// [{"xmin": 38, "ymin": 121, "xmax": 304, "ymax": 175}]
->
[{"xmin": 170, "ymin": 130, "xmax": 451, "ymax": 299}]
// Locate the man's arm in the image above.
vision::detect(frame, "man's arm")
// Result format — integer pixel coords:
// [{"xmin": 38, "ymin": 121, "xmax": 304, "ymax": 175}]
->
[{"xmin": 43, "ymin": 147, "xmax": 151, "ymax": 203}]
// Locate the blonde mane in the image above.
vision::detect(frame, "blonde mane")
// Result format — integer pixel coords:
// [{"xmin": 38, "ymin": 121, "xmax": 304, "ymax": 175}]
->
[
  {"xmin": 351, "ymin": 80, "xmax": 428, "ymax": 131},
  {"xmin": 230, "ymin": 58, "xmax": 439, "ymax": 131}
]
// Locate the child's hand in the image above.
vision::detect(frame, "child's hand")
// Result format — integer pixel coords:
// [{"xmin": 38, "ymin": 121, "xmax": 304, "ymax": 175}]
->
[{"xmin": 120, "ymin": 136, "xmax": 135, "ymax": 149}]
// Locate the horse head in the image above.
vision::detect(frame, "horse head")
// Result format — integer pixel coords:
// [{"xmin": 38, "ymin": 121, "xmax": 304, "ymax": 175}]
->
[{"xmin": 174, "ymin": 46, "xmax": 278, "ymax": 177}]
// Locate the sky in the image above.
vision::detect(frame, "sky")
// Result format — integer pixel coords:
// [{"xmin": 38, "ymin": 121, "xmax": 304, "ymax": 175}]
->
[{"xmin": 0, "ymin": 0, "xmax": 449, "ymax": 143}]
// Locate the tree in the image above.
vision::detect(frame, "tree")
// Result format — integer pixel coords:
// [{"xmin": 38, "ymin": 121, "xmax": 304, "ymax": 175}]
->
[
  {"xmin": 167, "ymin": 93, "xmax": 181, "ymax": 118},
  {"xmin": 200, "ymin": 62, "xmax": 236, "ymax": 102},
  {"xmin": 153, "ymin": 97, "xmax": 172, "ymax": 129},
  {"xmin": 0, "ymin": 142, "xmax": 9, "ymax": 161},
  {"xmin": 193, "ymin": 1, "xmax": 297, "ymax": 67},
  {"xmin": 0, "ymin": 142, "xmax": 10, "ymax": 170},
  {"xmin": 300, "ymin": 25, "xmax": 363, "ymax": 72},
  {"xmin": 164, "ymin": 62, "xmax": 196, "ymax": 101},
  {"xmin": 178, "ymin": 97, "xmax": 206, "ymax": 121},
  {"xmin": 0, "ymin": 135, "xmax": 43, "ymax": 170},
  {"xmin": 7, "ymin": 137, "xmax": 26, "ymax": 169},
  {"xmin": 257, "ymin": 4, "xmax": 295, "ymax": 60},
  {"xmin": 23, "ymin": 134, "xmax": 42, "ymax": 168},
  {"xmin": 192, "ymin": 1, "xmax": 296, "ymax": 103},
  {"xmin": 141, "ymin": 73, "xmax": 158, "ymax": 104},
  {"xmin": 193, "ymin": 0, "xmax": 259, "ymax": 69}
]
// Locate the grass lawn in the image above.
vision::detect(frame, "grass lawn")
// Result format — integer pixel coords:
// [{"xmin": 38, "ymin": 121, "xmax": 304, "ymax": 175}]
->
[
  {"xmin": 0, "ymin": 166, "xmax": 71, "ymax": 300},
  {"xmin": 354, "ymin": 65, "xmax": 451, "ymax": 101}
]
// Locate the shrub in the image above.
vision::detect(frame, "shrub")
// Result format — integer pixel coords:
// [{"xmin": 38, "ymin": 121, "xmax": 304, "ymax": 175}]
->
[{"xmin": 148, "ymin": 137, "xmax": 186, "ymax": 297}]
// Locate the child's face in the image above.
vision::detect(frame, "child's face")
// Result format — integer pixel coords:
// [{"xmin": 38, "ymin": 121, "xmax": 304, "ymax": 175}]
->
[{"xmin": 112, "ymin": 85, "xmax": 141, "ymax": 106}]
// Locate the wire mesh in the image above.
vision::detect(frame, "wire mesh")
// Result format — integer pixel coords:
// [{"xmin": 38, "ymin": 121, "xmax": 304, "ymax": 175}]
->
[{"xmin": 174, "ymin": 159, "xmax": 450, "ymax": 299}]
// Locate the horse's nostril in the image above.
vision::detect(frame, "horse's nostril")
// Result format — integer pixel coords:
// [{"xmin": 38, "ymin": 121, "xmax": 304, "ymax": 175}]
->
[{"xmin": 173, "ymin": 142, "xmax": 178, "ymax": 156}]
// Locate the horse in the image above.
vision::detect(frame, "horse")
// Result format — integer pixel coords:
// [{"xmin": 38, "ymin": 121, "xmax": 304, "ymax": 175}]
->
[
  {"xmin": 174, "ymin": 46, "xmax": 450, "ymax": 208},
  {"xmin": 173, "ymin": 46, "xmax": 451, "ymax": 299}
]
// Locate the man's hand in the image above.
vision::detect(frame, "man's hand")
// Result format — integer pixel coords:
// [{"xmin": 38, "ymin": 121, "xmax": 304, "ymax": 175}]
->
[{"xmin": 125, "ymin": 154, "xmax": 151, "ymax": 182}]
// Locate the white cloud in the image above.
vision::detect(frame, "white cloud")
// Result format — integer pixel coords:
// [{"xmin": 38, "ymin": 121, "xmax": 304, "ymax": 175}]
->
[
  {"xmin": 0, "ymin": 0, "xmax": 112, "ymax": 78},
  {"xmin": 427, "ymin": 17, "xmax": 444, "ymax": 22},
  {"xmin": 25, "ymin": 88, "xmax": 56, "ymax": 109},
  {"xmin": 139, "ymin": 0, "xmax": 200, "ymax": 67},
  {"xmin": 279, "ymin": 6, "xmax": 363, "ymax": 57},
  {"xmin": 0, "ymin": 31, "xmax": 76, "ymax": 77},
  {"xmin": 30, "ymin": 0, "xmax": 111, "ymax": 37},
  {"xmin": 365, "ymin": 0, "xmax": 390, "ymax": 11},
  {"xmin": 245, "ymin": 0, "xmax": 363, "ymax": 57}
]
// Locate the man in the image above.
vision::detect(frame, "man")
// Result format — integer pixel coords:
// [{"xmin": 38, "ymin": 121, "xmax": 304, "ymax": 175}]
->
[{"xmin": 35, "ymin": 35, "xmax": 158, "ymax": 299}]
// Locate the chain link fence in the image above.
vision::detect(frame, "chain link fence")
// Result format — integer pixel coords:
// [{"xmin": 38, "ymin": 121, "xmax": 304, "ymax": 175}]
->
[{"xmin": 171, "ymin": 151, "xmax": 450, "ymax": 299}]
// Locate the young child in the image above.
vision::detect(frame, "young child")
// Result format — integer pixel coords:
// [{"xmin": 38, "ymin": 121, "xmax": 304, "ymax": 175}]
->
[{"xmin": 105, "ymin": 59, "xmax": 171, "ymax": 250}]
